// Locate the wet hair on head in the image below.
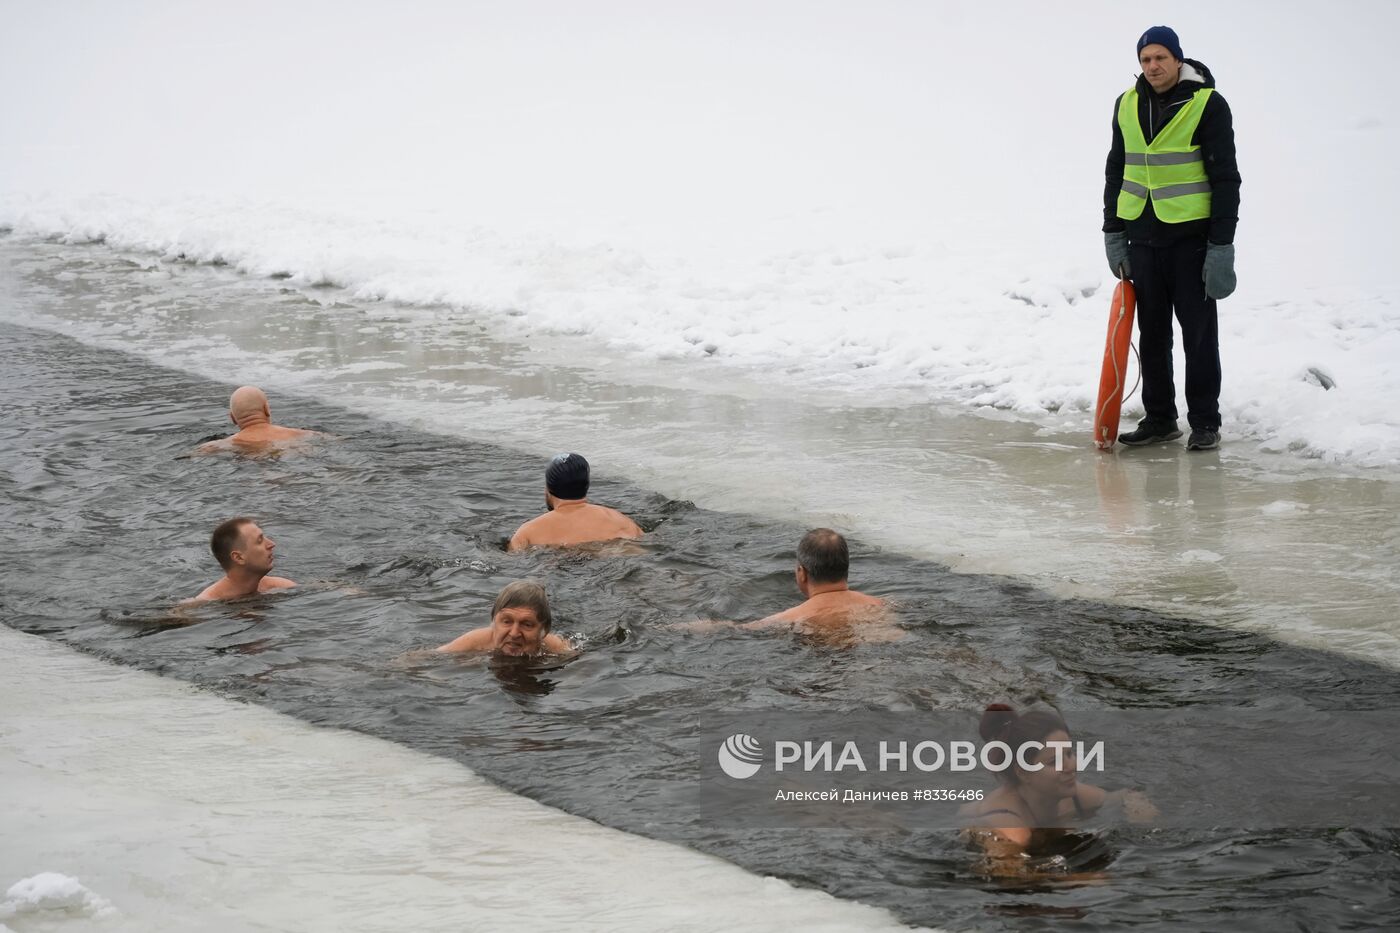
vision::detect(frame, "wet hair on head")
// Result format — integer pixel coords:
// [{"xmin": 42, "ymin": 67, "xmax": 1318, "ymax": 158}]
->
[
  {"xmin": 545, "ymin": 452, "xmax": 590, "ymax": 501},
  {"xmin": 979, "ymin": 704, "xmax": 1070, "ymax": 779},
  {"xmin": 210, "ymin": 516, "xmax": 255, "ymax": 570},
  {"xmin": 492, "ymin": 580, "xmax": 553, "ymax": 632},
  {"xmin": 796, "ymin": 528, "xmax": 849, "ymax": 584}
]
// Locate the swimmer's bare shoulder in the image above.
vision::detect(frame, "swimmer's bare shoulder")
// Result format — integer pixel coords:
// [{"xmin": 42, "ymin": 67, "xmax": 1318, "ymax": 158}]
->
[
  {"xmin": 435, "ymin": 627, "xmax": 494, "ymax": 653},
  {"xmin": 600, "ymin": 505, "xmax": 643, "ymax": 538},
  {"xmin": 435, "ymin": 629, "xmax": 576, "ymax": 655},
  {"xmin": 741, "ymin": 607, "xmax": 804, "ymax": 630},
  {"xmin": 745, "ymin": 592, "xmax": 888, "ymax": 628},
  {"xmin": 542, "ymin": 632, "xmax": 575, "ymax": 654},
  {"xmin": 193, "ymin": 428, "xmax": 323, "ymax": 456},
  {"xmin": 188, "ymin": 575, "xmax": 297, "ymax": 603},
  {"xmin": 507, "ymin": 508, "xmax": 643, "ymax": 552},
  {"xmin": 507, "ymin": 517, "xmax": 546, "ymax": 552},
  {"xmin": 962, "ymin": 797, "xmax": 1034, "ymax": 848},
  {"xmin": 193, "ymin": 438, "xmax": 234, "ymax": 456}
]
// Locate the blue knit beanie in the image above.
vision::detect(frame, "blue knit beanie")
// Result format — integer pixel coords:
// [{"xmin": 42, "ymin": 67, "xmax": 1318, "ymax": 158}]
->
[{"xmin": 1137, "ymin": 26, "xmax": 1183, "ymax": 62}]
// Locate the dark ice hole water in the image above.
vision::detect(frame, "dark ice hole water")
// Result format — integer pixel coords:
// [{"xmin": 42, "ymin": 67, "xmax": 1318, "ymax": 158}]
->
[{"xmin": 3, "ymin": 322, "xmax": 1398, "ymax": 931}]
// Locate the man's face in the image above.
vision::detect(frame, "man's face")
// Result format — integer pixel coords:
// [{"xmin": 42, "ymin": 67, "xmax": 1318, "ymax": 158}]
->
[
  {"xmin": 235, "ymin": 523, "xmax": 276, "ymax": 574},
  {"xmin": 491, "ymin": 606, "xmax": 546, "ymax": 656},
  {"xmin": 1139, "ymin": 44, "xmax": 1181, "ymax": 93},
  {"xmin": 1015, "ymin": 729, "xmax": 1079, "ymax": 801}
]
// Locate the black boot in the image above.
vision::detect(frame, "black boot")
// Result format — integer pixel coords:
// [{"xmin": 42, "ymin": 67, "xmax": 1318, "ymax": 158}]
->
[
  {"xmin": 1119, "ymin": 419, "xmax": 1183, "ymax": 446},
  {"xmin": 1187, "ymin": 428, "xmax": 1221, "ymax": 451}
]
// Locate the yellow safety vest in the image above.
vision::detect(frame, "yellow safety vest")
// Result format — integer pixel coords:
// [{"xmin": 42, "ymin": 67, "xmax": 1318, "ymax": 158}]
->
[{"xmin": 1116, "ymin": 87, "xmax": 1213, "ymax": 223}]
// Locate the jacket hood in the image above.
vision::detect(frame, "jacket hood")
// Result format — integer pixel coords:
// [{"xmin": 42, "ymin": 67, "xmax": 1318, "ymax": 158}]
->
[
  {"xmin": 1180, "ymin": 59, "xmax": 1215, "ymax": 89},
  {"xmin": 1137, "ymin": 58, "xmax": 1216, "ymax": 95}
]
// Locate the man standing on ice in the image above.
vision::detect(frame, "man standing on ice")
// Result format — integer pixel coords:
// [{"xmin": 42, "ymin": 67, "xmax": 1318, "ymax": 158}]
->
[{"xmin": 1103, "ymin": 25, "xmax": 1240, "ymax": 450}]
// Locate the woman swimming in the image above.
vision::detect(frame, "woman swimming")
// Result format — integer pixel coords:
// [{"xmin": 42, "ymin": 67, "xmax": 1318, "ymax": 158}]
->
[{"xmin": 961, "ymin": 704, "xmax": 1156, "ymax": 875}]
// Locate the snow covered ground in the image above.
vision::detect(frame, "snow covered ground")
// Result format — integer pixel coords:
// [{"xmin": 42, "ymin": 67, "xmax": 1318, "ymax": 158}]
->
[
  {"xmin": 3, "ymin": 1, "xmax": 1397, "ymax": 466},
  {"xmin": 0, "ymin": 627, "xmax": 920, "ymax": 933}
]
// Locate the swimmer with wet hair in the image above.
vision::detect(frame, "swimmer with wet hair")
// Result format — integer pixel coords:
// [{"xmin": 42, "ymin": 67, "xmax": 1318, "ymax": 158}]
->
[
  {"xmin": 191, "ymin": 517, "xmax": 297, "ymax": 601},
  {"xmin": 744, "ymin": 528, "xmax": 887, "ymax": 631},
  {"xmin": 436, "ymin": 581, "xmax": 575, "ymax": 657},
  {"xmin": 962, "ymin": 704, "xmax": 1157, "ymax": 860},
  {"xmin": 196, "ymin": 386, "xmax": 320, "ymax": 454},
  {"xmin": 507, "ymin": 453, "xmax": 643, "ymax": 552}
]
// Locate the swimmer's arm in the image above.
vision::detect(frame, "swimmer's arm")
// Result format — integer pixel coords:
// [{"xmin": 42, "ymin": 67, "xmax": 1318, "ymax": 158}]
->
[
  {"xmin": 436, "ymin": 627, "xmax": 492, "ymax": 653},
  {"xmin": 968, "ymin": 822, "xmax": 1033, "ymax": 852},
  {"xmin": 261, "ymin": 576, "xmax": 297, "ymax": 591},
  {"xmin": 186, "ymin": 576, "xmax": 233, "ymax": 602},
  {"xmin": 507, "ymin": 525, "xmax": 532, "ymax": 553},
  {"xmin": 670, "ymin": 619, "xmax": 739, "ymax": 633},
  {"xmin": 740, "ymin": 609, "xmax": 799, "ymax": 630},
  {"xmin": 1101, "ymin": 787, "xmax": 1159, "ymax": 823},
  {"xmin": 1072, "ymin": 783, "xmax": 1108, "ymax": 817}
]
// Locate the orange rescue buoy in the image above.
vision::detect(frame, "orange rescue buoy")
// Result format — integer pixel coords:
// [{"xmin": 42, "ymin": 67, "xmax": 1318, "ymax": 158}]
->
[{"xmin": 1093, "ymin": 280, "xmax": 1137, "ymax": 450}]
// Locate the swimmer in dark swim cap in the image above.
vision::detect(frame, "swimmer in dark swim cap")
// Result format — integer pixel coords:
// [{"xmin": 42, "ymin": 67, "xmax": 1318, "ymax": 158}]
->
[{"xmin": 507, "ymin": 453, "xmax": 643, "ymax": 552}]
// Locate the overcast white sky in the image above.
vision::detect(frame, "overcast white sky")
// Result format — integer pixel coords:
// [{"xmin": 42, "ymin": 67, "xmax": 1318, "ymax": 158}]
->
[{"xmin": 3, "ymin": 0, "xmax": 1395, "ymax": 269}]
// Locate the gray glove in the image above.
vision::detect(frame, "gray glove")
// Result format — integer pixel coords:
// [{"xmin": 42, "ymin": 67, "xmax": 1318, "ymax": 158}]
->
[
  {"xmin": 1104, "ymin": 231, "xmax": 1131, "ymax": 278},
  {"xmin": 1203, "ymin": 242, "xmax": 1236, "ymax": 300}
]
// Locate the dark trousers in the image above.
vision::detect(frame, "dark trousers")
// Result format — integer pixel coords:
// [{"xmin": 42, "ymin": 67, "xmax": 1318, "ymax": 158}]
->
[{"xmin": 1129, "ymin": 237, "xmax": 1221, "ymax": 431}]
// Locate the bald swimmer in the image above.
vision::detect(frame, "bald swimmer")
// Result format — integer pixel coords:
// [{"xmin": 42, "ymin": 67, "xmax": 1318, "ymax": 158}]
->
[
  {"xmin": 507, "ymin": 453, "xmax": 643, "ymax": 552},
  {"xmin": 196, "ymin": 386, "xmax": 319, "ymax": 453},
  {"xmin": 743, "ymin": 528, "xmax": 889, "ymax": 633},
  {"xmin": 191, "ymin": 517, "xmax": 297, "ymax": 601},
  {"xmin": 436, "ymin": 581, "xmax": 574, "ymax": 657}
]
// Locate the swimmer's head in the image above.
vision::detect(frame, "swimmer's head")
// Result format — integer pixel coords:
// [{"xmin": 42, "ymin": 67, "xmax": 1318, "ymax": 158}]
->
[
  {"xmin": 229, "ymin": 386, "xmax": 271, "ymax": 427},
  {"xmin": 796, "ymin": 528, "xmax": 849, "ymax": 585},
  {"xmin": 490, "ymin": 580, "xmax": 553, "ymax": 656},
  {"xmin": 980, "ymin": 705, "xmax": 1077, "ymax": 794},
  {"xmin": 545, "ymin": 452, "xmax": 590, "ymax": 502},
  {"xmin": 210, "ymin": 516, "xmax": 275, "ymax": 573}
]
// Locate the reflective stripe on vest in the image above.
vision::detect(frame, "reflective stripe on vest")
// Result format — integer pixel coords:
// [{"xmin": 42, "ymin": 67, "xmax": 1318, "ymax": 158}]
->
[{"xmin": 1116, "ymin": 86, "xmax": 1213, "ymax": 223}]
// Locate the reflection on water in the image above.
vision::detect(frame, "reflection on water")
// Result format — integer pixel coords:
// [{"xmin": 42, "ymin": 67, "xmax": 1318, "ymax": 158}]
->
[{"xmin": 3, "ymin": 322, "xmax": 1399, "ymax": 931}]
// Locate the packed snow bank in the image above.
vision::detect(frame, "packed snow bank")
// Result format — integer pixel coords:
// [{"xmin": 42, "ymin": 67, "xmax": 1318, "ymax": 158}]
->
[
  {"xmin": 3, "ymin": 197, "xmax": 1394, "ymax": 467},
  {"xmin": 2, "ymin": 1, "xmax": 1397, "ymax": 466},
  {"xmin": 0, "ymin": 873, "xmax": 115, "ymax": 922}
]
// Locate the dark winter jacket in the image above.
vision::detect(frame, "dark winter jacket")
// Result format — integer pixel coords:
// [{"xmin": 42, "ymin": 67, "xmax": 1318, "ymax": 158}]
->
[{"xmin": 1102, "ymin": 59, "xmax": 1241, "ymax": 246}]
